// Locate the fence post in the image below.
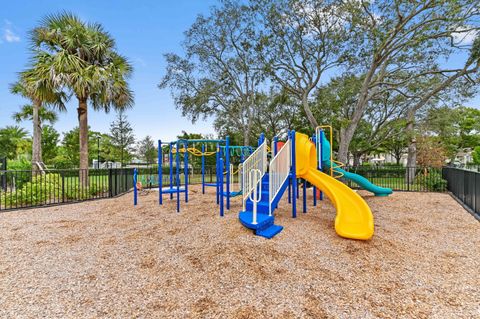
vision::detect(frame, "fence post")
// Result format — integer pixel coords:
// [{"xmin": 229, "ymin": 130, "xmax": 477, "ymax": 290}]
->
[
  {"xmin": 62, "ymin": 173, "xmax": 65, "ymax": 203},
  {"xmin": 108, "ymin": 168, "xmax": 113, "ymax": 197}
]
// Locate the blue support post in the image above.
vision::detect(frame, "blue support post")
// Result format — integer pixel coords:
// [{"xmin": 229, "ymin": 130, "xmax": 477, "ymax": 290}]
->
[
  {"xmin": 297, "ymin": 179, "xmax": 300, "ymax": 198},
  {"xmin": 319, "ymin": 130, "xmax": 325, "ymax": 201},
  {"xmin": 133, "ymin": 168, "xmax": 138, "ymax": 206},
  {"xmin": 303, "ymin": 178, "xmax": 307, "ymax": 213},
  {"xmin": 291, "ymin": 130, "xmax": 297, "ymax": 218},
  {"xmin": 201, "ymin": 144, "xmax": 205, "ymax": 194},
  {"xmin": 176, "ymin": 141, "xmax": 180, "ymax": 212},
  {"xmin": 273, "ymin": 136, "xmax": 278, "ymax": 156},
  {"xmin": 216, "ymin": 144, "xmax": 220, "ymax": 205},
  {"xmin": 258, "ymin": 132, "xmax": 265, "ymax": 146},
  {"xmin": 288, "ymin": 179, "xmax": 291, "ymax": 204},
  {"xmin": 159, "ymin": 142, "xmax": 163, "ymax": 202},
  {"xmin": 184, "ymin": 141, "xmax": 188, "ymax": 203},
  {"xmin": 312, "ymin": 134, "xmax": 317, "ymax": 207},
  {"xmin": 219, "ymin": 157, "xmax": 224, "ymax": 217},
  {"xmin": 226, "ymin": 136, "xmax": 230, "ymax": 210},
  {"xmin": 169, "ymin": 143, "xmax": 173, "ymax": 199}
]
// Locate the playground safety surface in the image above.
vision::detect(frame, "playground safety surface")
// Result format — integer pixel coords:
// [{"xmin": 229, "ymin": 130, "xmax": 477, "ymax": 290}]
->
[{"xmin": 1, "ymin": 186, "xmax": 479, "ymax": 318}]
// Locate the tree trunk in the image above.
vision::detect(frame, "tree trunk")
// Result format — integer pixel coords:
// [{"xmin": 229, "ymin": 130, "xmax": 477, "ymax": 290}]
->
[
  {"xmin": 395, "ymin": 153, "xmax": 401, "ymax": 165},
  {"xmin": 31, "ymin": 99, "xmax": 43, "ymax": 175},
  {"xmin": 353, "ymin": 153, "xmax": 361, "ymax": 167},
  {"xmin": 78, "ymin": 98, "xmax": 89, "ymax": 187},
  {"xmin": 405, "ymin": 110, "xmax": 416, "ymax": 184},
  {"xmin": 302, "ymin": 93, "xmax": 318, "ymax": 129},
  {"xmin": 338, "ymin": 126, "xmax": 354, "ymax": 164}
]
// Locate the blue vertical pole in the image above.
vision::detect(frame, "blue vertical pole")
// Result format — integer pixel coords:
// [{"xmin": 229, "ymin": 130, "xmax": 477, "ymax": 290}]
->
[
  {"xmin": 303, "ymin": 178, "xmax": 307, "ymax": 213},
  {"xmin": 158, "ymin": 140, "xmax": 162, "ymax": 205},
  {"xmin": 133, "ymin": 168, "xmax": 138, "ymax": 206},
  {"xmin": 226, "ymin": 136, "xmax": 230, "ymax": 210},
  {"xmin": 273, "ymin": 136, "xmax": 278, "ymax": 156},
  {"xmin": 216, "ymin": 144, "xmax": 220, "ymax": 205},
  {"xmin": 201, "ymin": 144, "xmax": 205, "ymax": 194},
  {"xmin": 169, "ymin": 143, "xmax": 173, "ymax": 199},
  {"xmin": 219, "ymin": 157, "xmax": 224, "ymax": 217},
  {"xmin": 184, "ymin": 141, "xmax": 188, "ymax": 203},
  {"xmin": 319, "ymin": 130, "xmax": 324, "ymax": 201},
  {"xmin": 291, "ymin": 130, "xmax": 297, "ymax": 218},
  {"xmin": 312, "ymin": 134, "xmax": 317, "ymax": 207},
  {"xmin": 176, "ymin": 141, "xmax": 180, "ymax": 212},
  {"xmin": 297, "ymin": 179, "xmax": 300, "ymax": 199}
]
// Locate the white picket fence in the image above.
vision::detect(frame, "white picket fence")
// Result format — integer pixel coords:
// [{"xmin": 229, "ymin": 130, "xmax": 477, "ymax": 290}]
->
[
  {"xmin": 268, "ymin": 138, "xmax": 291, "ymax": 215},
  {"xmin": 242, "ymin": 140, "xmax": 268, "ymax": 211}
]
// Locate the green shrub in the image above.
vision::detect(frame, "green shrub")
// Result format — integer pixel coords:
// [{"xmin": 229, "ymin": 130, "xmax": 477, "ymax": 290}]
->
[
  {"xmin": 0, "ymin": 173, "xmax": 62, "ymax": 208},
  {"xmin": 417, "ymin": 170, "xmax": 447, "ymax": 192},
  {"xmin": 0, "ymin": 173, "xmax": 108, "ymax": 208}
]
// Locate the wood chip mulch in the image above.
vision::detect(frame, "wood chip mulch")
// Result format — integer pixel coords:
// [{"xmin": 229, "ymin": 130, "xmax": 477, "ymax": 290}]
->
[{"xmin": 0, "ymin": 186, "xmax": 479, "ymax": 318}]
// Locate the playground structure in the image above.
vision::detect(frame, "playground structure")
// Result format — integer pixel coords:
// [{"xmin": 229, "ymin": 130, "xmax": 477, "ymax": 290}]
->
[
  {"xmin": 238, "ymin": 127, "xmax": 392, "ymax": 240},
  {"xmin": 133, "ymin": 137, "xmax": 253, "ymax": 215},
  {"xmin": 133, "ymin": 127, "xmax": 392, "ymax": 240}
]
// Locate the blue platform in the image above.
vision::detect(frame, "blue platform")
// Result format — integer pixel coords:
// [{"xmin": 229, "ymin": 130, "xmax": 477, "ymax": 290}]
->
[{"xmin": 238, "ymin": 173, "xmax": 290, "ymax": 239}]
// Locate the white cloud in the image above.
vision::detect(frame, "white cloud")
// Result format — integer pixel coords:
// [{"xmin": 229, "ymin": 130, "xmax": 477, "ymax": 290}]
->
[
  {"xmin": 452, "ymin": 27, "xmax": 477, "ymax": 46},
  {"xmin": 134, "ymin": 58, "xmax": 147, "ymax": 67},
  {"xmin": 2, "ymin": 20, "xmax": 20, "ymax": 43},
  {"xmin": 4, "ymin": 28, "xmax": 20, "ymax": 42}
]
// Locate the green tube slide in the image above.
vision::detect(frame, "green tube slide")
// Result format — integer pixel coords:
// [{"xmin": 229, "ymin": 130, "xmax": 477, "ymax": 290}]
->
[{"xmin": 320, "ymin": 134, "xmax": 392, "ymax": 197}]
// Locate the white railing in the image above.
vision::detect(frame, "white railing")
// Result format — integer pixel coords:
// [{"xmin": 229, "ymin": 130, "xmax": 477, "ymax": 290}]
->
[
  {"xmin": 268, "ymin": 138, "xmax": 291, "ymax": 215},
  {"xmin": 229, "ymin": 163, "xmax": 243, "ymax": 192},
  {"xmin": 248, "ymin": 169, "xmax": 262, "ymax": 224},
  {"xmin": 242, "ymin": 140, "xmax": 268, "ymax": 210}
]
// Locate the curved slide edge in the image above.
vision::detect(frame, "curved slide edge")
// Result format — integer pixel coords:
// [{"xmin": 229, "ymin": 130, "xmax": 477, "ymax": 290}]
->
[
  {"xmin": 320, "ymin": 133, "xmax": 392, "ymax": 196},
  {"xmin": 296, "ymin": 133, "xmax": 374, "ymax": 240},
  {"xmin": 325, "ymin": 161, "xmax": 393, "ymax": 196}
]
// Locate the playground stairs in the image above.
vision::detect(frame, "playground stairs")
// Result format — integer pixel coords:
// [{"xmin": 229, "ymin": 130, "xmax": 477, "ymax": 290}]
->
[{"xmin": 239, "ymin": 173, "xmax": 290, "ymax": 239}]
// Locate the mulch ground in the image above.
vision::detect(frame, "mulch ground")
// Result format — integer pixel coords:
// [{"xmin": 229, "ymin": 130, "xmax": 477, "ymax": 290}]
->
[{"xmin": 0, "ymin": 186, "xmax": 479, "ymax": 318}]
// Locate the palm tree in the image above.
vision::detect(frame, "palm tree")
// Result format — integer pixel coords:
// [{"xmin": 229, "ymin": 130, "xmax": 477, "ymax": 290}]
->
[
  {"xmin": 10, "ymin": 71, "xmax": 66, "ymax": 173},
  {"xmin": 30, "ymin": 13, "xmax": 134, "ymax": 185},
  {"xmin": 0, "ymin": 126, "xmax": 29, "ymax": 160},
  {"xmin": 12, "ymin": 104, "xmax": 59, "ymax": 124}
]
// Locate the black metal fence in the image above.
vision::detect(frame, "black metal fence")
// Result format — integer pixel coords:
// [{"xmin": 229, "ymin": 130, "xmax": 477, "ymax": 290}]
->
[
  {"xmin": 341, "ymin": 166, "xmax": 447, "ymax": 192},
  {"xmin": 0, "ymin": 165, "xmax": 451, "ymax": 212},
  {"xmin": 0, "ymin": 168, "xmax": 134, "ymax": 211},
  {"xmin": 442, "ymin": 166, "xmax": 479, "ymax": 217}
]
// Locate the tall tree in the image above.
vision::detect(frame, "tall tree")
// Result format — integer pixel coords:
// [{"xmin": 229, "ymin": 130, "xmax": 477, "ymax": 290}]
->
[
  {"xmin": 110, "ymin": 110, "xmax": 135, "ymax": 165},
  {"xmin": 160, "ymin": 1, "xmax": 263, "ymax": 145},
  {"xmin": 10, "ymin": 69, "xmax": 65, "ymax": 172},
  {"xmin": 336, "ymin": 0, "xmax": 479, "ymax": 163},
  {"xmin": 254, "ymin": 0, "xmax": 348, "ymax": 129},
  {"xmin": 41, "ymin": 125, "xmax": 60, "ymax": 164},
  {"xmin": 136, "ymin": 136, "xmax": 157, "ymax": 164},
  {"xmin": 31, "ymin": 13, "xmax": 134, "ymax": 185},
  {"xmin": 0, "ymin": 126, "xmax": 29, "ymax": 160}
]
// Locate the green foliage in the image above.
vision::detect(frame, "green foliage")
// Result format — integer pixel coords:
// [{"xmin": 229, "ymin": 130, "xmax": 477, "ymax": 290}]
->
[
  {"xmin": 472, "ymin": 146, "xmax": 480, "ymax": 164},
  {"xmin": 423, "ymin": 106, "xmax": 480, "ymax": 160},
  {"xmin": 136, "ymin": 136, "xmax": 157, "ymax": 164},
  {"xmin": 42, "ymin": 125, "xmax": 60, "ymax": 164},
  {"xmin": 0, "ymin": 173, "xmax": 62, "ymax": 207},
  {"xmin": 59, "ymin": 127, "xmax": 110, "ymax": 168},
  {"xmin": 0, "ymin": 126, "xmax": 30, "ymax": 160},
  {"xmin": 416, "ymin": 170, "xmax": 447, "ymax": 192},
  {"xmin": 0, "ymin": 173, "xmax": 108, "ymax": 208},
  {"xmin": 109, "ymin": 110, "xmax": 135, "ymax": 163}
]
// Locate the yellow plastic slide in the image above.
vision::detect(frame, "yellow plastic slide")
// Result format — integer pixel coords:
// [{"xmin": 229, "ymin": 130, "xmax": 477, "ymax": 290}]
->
[{"xmin": 295, "ymin": 133, "xmax": 374, "ymax": 240}]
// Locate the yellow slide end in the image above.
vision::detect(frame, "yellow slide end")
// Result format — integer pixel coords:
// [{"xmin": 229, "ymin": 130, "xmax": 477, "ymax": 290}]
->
[{"xmin": 295, "ymin": 133, "xmax": 374, "ymax": 240}]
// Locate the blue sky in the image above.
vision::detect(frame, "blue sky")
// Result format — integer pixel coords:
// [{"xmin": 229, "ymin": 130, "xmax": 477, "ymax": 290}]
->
[
  {"xmin": 0, "ymin": 1, "xmax": 479, "ymax": 144},
  {"xmin": 0, "ymin": 0, "xmax": 218, "ymax": 142}
]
